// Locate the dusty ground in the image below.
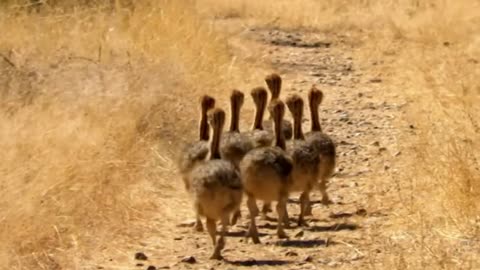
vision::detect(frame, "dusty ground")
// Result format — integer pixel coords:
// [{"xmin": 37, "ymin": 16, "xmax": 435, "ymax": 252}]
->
[{"xmin": 85, "ymin": 19, "xmax": 423, "ymax": 270}]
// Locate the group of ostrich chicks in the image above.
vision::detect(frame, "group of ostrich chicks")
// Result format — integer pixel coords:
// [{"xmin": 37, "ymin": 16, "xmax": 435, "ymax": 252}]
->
[{"xmin": 177, "ymin": 74, "xmax": 336, "ymax": 260}]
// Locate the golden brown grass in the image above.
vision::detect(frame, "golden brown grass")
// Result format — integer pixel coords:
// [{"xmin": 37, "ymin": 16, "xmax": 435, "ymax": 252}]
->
[
  {"xmin": 0, "ymin": 1, "xmax": 254, "ymax": 268},
  {"xmin": 1, "ymin": 0, "xmax": 479, "ymax": 269}
]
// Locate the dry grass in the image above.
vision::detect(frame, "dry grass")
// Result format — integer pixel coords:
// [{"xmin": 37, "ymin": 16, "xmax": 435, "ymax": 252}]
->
[
  {"xmin": 1, "ymin": 0, "xmax": 479, "ymax": 269},
  {"xmin": 0, "ymin": 1, "xmax": 253, "ymax": 268}
]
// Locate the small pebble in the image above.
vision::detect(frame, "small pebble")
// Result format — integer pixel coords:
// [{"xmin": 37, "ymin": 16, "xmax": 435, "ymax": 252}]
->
[
  {"xmin": 285, "ymin": 250, "xmax": 299, "ymax": 257},
  {"xmin": 356, "ymin": 208, "xmax": 368, "ymax": 216},
  {"xmin": 304, "ymin": 255, "xmax": 314, "ymax": 262},
  {"xmin": 135, "ymin": 252, "xmax": 148, "ymax": 261},
  {"xmin": 295, "ymin": 230, "xmax": 304, "ymax": 238},
  {"xmin": 181, "ymin": 256, "xmax": 197, "ymax": 264}
]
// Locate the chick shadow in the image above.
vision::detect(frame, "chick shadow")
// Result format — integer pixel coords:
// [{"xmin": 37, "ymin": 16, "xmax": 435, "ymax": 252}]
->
[
  {"xmin": 225, "ymin": 258, "xmax": 293, "ymax": 267},
  {"xmin": 329, "ymin": 212, "xmax": 354, "ymax": 219},
  {"xmin": 287, "ymin": 198, "xmax": 345, "ymax": 206},
  {"xmin": 306, "ymin": 222, "xmax": 359, "ymax": 232},
  {"xmin": 275, "ymin": 238, "xmax": 335, "ymax": 248},
  {"xmin": 261, "ymin": 216, "xmax": 329, "ymax": 227},
  {"xmin": 225, "ymin": 230, "xmax": 268, "ymax": 238}
]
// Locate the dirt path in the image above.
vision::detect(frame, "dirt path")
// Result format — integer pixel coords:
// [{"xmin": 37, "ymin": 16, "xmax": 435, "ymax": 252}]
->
[{"xmin": 92, "ymin": 24, "xmax": 412, "ymax": 270}]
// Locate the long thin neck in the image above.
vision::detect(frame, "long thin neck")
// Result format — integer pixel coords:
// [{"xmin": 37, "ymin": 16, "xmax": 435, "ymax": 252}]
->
[
  {"xmin": 229, "ymin": 99, "xmax": 239, "ymax": 132},
  {"xmin": 293, "ymin": 112, "xmax": 304, "ymax": 140},
  {"xmin": 274, "ymin": 116, "xmax": 286, "ymax": 150},
  {"xmin": 252, "ymin": 100, "xmax": 266, "ymax": 130},
  {"xmin": 309, "ymin": 102, "xmax": 322, "ymax": 132},
  {"xmin": 209, "ymin": 123, "xmax": 222, "ymax": 160},
  {"xmin": 199, "ymin": 109, "xmax": 209, "ymax": 140}
]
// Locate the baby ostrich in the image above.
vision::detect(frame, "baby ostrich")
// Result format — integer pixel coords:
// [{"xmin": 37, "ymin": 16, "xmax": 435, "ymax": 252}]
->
[
  {"xmin": 189, "ymin": 108, "xmax": 243, "ymax": 260},
  {"xmin": 229, "ymin": 87, "xmax": 272, "ymax": 222},
  {"xmin": 240, "ymin": 100, "xmax": 293, "ymax": 244},
  {"xmin": 248, "ymin": 87, "xmax": 274, "ymax": 148},
  {"xmin": 285, "ymin": 94, "xmax": 321, "ymax": 226},
  {"xmin": 305, "ymin": 86, "xmax": 336, "ymax": 213},
  {"xmin": 177, "ymin": 95, "xmax": 215, "ymax": 231},
  {"xmin": 263, "ymin": 73, "xmax": 293, "ymax": 140},
  {"xmin": 220, "ymin": 89, "xmax": 254, "ymax": 168}
]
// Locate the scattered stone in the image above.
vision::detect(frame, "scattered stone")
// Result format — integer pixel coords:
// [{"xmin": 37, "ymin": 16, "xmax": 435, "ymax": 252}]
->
[
  {"xmin": 136, "ymin": 263, "xmax": 144, "ymax": 267},
  {"xmin": 370, "ymin": 78, "xmax": 382, "ymax": 83},
  {"xmin": 339, "ymin": 140, "xmax": 353, "ymax": 145},
  {"xmin": 177, "ymin": 219, "xmax": 196, "ymax": 227},
  {"xmin": 327, "ymin": 261, "xmax": 340, "ymax": 267},
  {"xmin": 379, "ymin": 147, "xmax": 387, "ymax": 152},
  {"xmin": 285, "ymin": 250, "xmax": 299, "ymax": 257},
  {"xmin": 304, "ymin": 255, "xmax": 314, "ymax": 262},
  {"xmin": 146, "ymin": 266, "xmax": 156, "ymax": 270},
  {"xmin": 350, "ymin": 253, "xmax": 364, "ymax": 261},
  {"xmin": 371, "ymin": 141, "xmax": 380, "ymax": 147},
  {"xmin": 295, "ymin": 230, "xmax": 304, "ymax": 238},
  {"xmin": 394, "ymin": 151, "xmax": 402, "ymax": 157},
  {"xmin": 181, "ymin": 256, "xmax": 197, "ymax": 264},
  {"xmin": 339, "ymin": 114, "xmax": 350, "ymax": 122},
  {"xmin": 318, "ymin": 258, "xmax": 332, "ymax": 264},
  {"xmin": 409, "ymin": 124, "xmax": 415, "ymax": 129},
  {"xmin": 174, "ymin": 236, "xmax": 183, "ymax": 241},
  {"xmin": 135, "ymin": 252, "xmax": 148, "ymax": 261},
  {"xmin": 356, "ymin": 208, "xmax": 368, "ymax": 216}
]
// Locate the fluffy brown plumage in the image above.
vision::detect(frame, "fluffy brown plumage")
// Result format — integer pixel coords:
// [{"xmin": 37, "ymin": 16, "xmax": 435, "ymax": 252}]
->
[
  {"xmin": 240, "ymin": 99, "xmax": 293, "ymax": 244},
  {"xmin": 305, "ymin": 86, "xmax": 336, "ymax": 211},
  {"xmin": 220, "ymin": 90, "xmax": 254, "ymax": 168},
  {"xmin": 176, "ymin": 95, "xmax": 215, "ymax": 231},
  {"xmin": 188, "ymin": 108, "xmax": 243, "ymax": 260},
  {"xmin": 285, "ymin": 94, "xmax": 321, "ymax": 226}
]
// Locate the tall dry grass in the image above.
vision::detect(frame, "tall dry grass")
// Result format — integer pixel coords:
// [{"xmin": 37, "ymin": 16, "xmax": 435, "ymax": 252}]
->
[{"xmin": 0, "ymin": 1, "xmax": 253, "ymax": 268}]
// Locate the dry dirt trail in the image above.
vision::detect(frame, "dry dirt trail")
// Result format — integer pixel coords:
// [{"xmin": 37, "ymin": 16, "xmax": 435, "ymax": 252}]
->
[{"xmin": 92, "ymin": 22, "xmax": 413, "ymax": 270}]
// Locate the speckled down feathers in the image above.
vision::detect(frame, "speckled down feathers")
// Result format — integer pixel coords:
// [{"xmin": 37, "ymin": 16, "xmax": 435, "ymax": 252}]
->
[
  {"xmin": 190, "ymin": 159, "xmax": 243, "ymax": 191},
  {"xmin": 288, "ymin": 140, "xmax": 320, "ymax": 174},
  {"xmin": 242, "ymin": 146, "xmax": 293, "ymax": 179},
  {"xmin": 220, "ymin": 132, "xmax": 254, "ymax": 165},
  {"xmin": 177, "ymin": 141, "xmax": 209, "ymax": 174},
  {"xmin": 263, "ymin": 119, "xmax": 293, "ymax": 140},
  {"xmin": 248, "ymin": 129, "xmax": 274, "ymax": 148},
  {"xmin": 305, "ymin": 132, "xmax": 336, "ymax": 156}
]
